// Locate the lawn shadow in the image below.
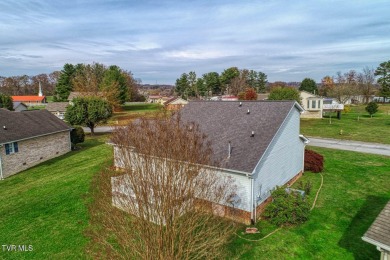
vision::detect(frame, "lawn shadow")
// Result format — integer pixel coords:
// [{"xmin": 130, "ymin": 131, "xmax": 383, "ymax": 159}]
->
[{"xmin": 338, "ymin": 195, "xmax": 388, "ymax": 260}]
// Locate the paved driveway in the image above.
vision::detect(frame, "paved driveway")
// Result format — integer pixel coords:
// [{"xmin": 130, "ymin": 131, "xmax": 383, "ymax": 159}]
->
[
  {"xmin": 308, "ymin": 137, "xmax": 390, "ymax": 157},
  {"xmin": 82, "ymin": 126, "xmax": 115, "ymax": 133}
]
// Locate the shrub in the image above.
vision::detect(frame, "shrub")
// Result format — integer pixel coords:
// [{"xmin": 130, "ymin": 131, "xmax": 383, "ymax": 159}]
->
[
  {"xmin": 263, "ymin": 186, "xmax": 310, "ymax": 226},
  {"xmin": 297, "ymin": 180, "xmax": 312, "ymax": 196},
  {"xmin": 365, "ymin": 101, "xmax": 378, "ymax": 117},
  {"xmin": 71, "ymin": 126, "xmax": 85, "ymax": 147},
  {"xmin": 304, "ymin": 149, "xmax": 324, "ymax": 173},
  {"xmin": 343, "ymin": 104, "xmax": 351, "ymax": 114}
]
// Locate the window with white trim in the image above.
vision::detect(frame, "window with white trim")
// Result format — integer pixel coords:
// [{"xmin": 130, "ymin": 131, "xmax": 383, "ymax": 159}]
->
[
  {"xmin": 5, "ymin": 142, "xmax": 18, "ymax": 155},
  {"xmin": 312, "ymin": 100, "xmax": 316, "ymax": 109}
]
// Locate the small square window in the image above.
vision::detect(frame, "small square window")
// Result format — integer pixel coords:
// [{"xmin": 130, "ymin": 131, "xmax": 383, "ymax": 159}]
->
[{"xmin": 5, "ymin": 142, "xmax": 18, "ymax": 155}]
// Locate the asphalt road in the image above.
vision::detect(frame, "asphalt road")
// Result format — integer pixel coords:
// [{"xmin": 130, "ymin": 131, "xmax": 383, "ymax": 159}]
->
[
  {"xmin": 308, "ymin": 137, "xmax": 390, "ymax": 157},
  {"xmin": 83, "ymin": 126, "xmax": 115, "ymax": 133},
  {"xmin": 84, "ymin": 127, "xmax": 390, "ymax": 157}
]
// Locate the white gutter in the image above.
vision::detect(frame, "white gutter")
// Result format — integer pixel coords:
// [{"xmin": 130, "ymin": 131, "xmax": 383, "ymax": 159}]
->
[{"xmin": 362, "ymin": 236, "xmax": 390, "ymax": 252}]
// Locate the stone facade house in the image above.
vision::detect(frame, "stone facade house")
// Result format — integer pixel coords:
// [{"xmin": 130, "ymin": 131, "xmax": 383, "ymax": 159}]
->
[
  {"xmin": 0, "ymin": 109, "xmax": 72, "ymax": 179},
  {"xmin": 111, "ymin": 101, "xmax": 308, "ymax": 224}
]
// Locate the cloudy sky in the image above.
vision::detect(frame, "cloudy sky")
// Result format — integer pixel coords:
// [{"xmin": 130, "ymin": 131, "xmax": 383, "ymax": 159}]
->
[{"xmin": 1, "ymin": 0, "xmax": 389, "ymax": 84}]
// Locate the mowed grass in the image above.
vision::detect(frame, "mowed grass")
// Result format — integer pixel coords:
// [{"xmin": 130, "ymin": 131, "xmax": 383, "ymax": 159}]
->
[
  {"xmin": 0, "ymin": 135, "xmax": 112, "ymax": 260},
  {"xmin": 301, "ymin": 104, "xmax": 390, "ymax": 144},
  {"xmin": 1, "ymin": 137, "xmax": 389, "ymax": 259},
  {"xmin": 109, "ymin": 102, "xmax": 162, "ymax": 125},
  {"xmin": 229, "ymin": 147, "xmax": 390, "ymax": 259}
]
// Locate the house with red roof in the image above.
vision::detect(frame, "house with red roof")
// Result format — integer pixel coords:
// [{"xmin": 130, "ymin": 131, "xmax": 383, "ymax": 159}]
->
[
  {"xmin": 11, "ymin": 81, "xmax": 46, "ymax": 107},
  {"xmin": 12, "ymin": 96, "xmax": 46, "ymax": 106}
]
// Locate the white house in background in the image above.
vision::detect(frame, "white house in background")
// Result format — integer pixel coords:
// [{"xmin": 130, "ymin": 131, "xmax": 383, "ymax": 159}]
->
[
  {"xmin": 111, "ymin": 101, "xmax": 309, "ymax": 224},
  {"xmin": 300, "ymin": 91, "xmax": 323, "ymax": 118},
  {"xmin": 12, "ymin": 102, "xmax": 28, "ymax": 112},
  {"xmin": 45, "ymin": 102, "xmax": 69, "ymax": 120},
  {"xmin": 163, "ymin": 97, "xmax": 188, "ymax": 110}
]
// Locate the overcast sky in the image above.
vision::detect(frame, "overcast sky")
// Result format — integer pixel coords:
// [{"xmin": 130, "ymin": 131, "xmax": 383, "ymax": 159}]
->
[{"xmin": 1, "ymin": 0, "xmax": 389, "ymax": 84}]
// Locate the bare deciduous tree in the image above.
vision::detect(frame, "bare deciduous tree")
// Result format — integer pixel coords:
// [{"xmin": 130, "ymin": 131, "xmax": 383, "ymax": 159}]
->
[
  {"xmin": 357, "ymin": 67, "xmax": 376, "ymax": 104},
  {"xmin": 329, "ymin": 70, "xmax": 359, "ymax": 104},
  {"xmin": 87, "ymin": 114, "xmax": 237, "ymax": 259}
]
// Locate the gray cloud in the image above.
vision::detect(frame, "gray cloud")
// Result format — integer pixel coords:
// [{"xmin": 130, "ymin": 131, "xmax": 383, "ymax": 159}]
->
[{"xmin": 0, "ymin": 0, "xmax": 389, "ymax": 83}]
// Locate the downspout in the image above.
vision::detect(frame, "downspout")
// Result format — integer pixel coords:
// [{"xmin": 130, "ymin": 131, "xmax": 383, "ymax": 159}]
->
[
  {"xmin": 0, "ymin": 144, "xmax": 4, "ymax": 180},
  {"xmin": 69, "ymin": 129, "xmax": 73, "ymax": 151},
  {"xmin": 253, "ymin": 177, "xmax": 256, "ymax": 222},
  {"xmin": 250, "ymin": 176, "xmax": 254, "ymax": 224}
]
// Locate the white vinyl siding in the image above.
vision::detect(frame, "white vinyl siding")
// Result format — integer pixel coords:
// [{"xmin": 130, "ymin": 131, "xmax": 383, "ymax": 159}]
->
[
  {"xmin": 252, "ymin": 108, "xmax": 304, "ymax": 206},
  {"xmin": 216, "ymin": 170, "xmax": 252, "ymax": 211},
  {"xmin": 113, "ymin": 145, "xmax": 252, "ymax": 212}
]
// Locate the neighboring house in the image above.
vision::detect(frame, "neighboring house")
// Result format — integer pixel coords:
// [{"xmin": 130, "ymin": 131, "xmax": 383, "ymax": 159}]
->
[
  {"xmin": 11, "ymin": 96, "xmax": 46, "ymax": 107},
  {"xmin": 209, "ymin": 96, "xmax": 239, "ymax": 101},
  {"xmin": 45, "ymin": 102, "xmax": 69, "ymax": 120},
  {"xmin": 340, "ymin": 95, "xmax": 375, "ymax": 104},
  {"xmin": 164, "ymin": 97, "xmax": 188, "ymax": 110},
  {"xmin": 300, "ymin": 91, "xmax": 324, "ymax": 119},
  {"xmin": 257, "ymin": 93, "xmax": 269, "ymax": 100},
  {"xmin": 221, "ymin": 95, "xmax": 238, "ymax": 101},
  {"xmin": 12, "ymin": 102, "xmax": 28, "ymax": 112},
  {"xmin": 362, "ymin": 201, "xmax": 390, "ymax": 260},
  {"xmin": 322, "ymin": 98, "xmax": 344, "ymax": 119},
  {"xmin": 0, "ymin": 109, "xmax": 72, "ymax": 179},
  {"xmin": 147, "ymin": 95, "xmax": 163, "ymax": 103},
  {"xmin": 147, "ymin": 95, "xmax": 173, "ymax": 105},
  {"xmin": 111, "ymin": 101, "xmax": 309, "ymax": 224}
]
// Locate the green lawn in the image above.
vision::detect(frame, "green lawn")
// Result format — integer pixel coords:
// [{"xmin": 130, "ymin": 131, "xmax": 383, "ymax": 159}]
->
[
  {"xmin": 1, "ymin": 138, "xmax": 389, "ymax": 259},
  {"xmin": 229, "ymin": 147, "xmax": 390, "ymax": 259},
  {"xmin": 121, "ymin": 102, "xmax": 162, "ymax": 112},
  {"xmin": 0, "ymin": 135, "xmax": 112, "ymax": 260},
  {"xmin": 301, "ymin": 104, "xmax": 390, "ymax": 144},
  {"xmin": 108, "ymin": 102, "xmax": 162, "ymax": 125}
]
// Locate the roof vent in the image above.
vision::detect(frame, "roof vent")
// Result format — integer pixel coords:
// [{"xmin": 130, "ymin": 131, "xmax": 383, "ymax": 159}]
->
[
  {"xmin": 251, "ymin": 131, "xmax": 255, "ymax": 137},
  {"xmin": 247, "ymin": 109, "xmax": 250, "ymax": 114},
  {"xmin": 239, "ymin": 102, "xmax": 242, "ymax": 107},
  {"xmin": 3, "ymin": 126, "xmax": 6, "ymax": 130}
]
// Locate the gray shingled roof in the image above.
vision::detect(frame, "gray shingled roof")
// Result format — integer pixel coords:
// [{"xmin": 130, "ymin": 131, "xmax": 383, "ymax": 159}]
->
[
  {"xmin": 45, "ymin": 102, "xmax": 69, "ymax": 112},
  {"xmin": 0, "ymin": 109, "xmax": 71, "ymax": 144},
  {"xmin": 179, "ymin": 101, "xmax": 300, "ymax": 173},
  {"xmin": 362, "ymin": 201, "xmax": 390, "ymax": 251}
]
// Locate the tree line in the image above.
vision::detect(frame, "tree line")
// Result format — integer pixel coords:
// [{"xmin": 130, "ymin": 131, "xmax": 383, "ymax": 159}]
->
[
  {"xmin": 174, "ymin": 67, "xmax": 267, "ymax": 99},
  {"xmin": 0, "ymin": 62, "xmax": 143, "ymax": 106},
  {"xmin": 54, "ymin": 62, "xmax": 142, "ymax": 106},
  {"xmin": 0, "ymin": 72, "xmax": 59, "ymax": 96}
]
